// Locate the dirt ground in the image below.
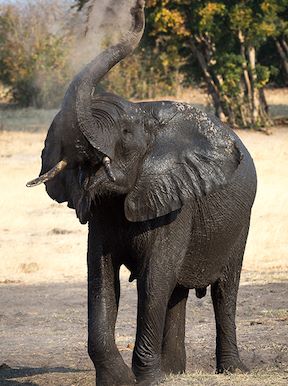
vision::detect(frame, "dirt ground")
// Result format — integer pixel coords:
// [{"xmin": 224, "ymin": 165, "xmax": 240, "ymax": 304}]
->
[{"xmin": 0, "ymin": 109, "xmax": 288, "ymax": 384}]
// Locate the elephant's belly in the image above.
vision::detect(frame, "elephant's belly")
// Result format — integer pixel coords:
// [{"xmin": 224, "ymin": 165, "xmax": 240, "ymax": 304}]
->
[
  {"xmin": 177, "ymin": 209, "xmax": 248, "ymax": 289},
  {"xmin": 177, "ymin": 247, "xmax": 228, "ymax": 289}
]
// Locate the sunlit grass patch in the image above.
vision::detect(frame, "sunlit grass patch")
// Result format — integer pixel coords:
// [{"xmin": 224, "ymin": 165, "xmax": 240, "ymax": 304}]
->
[{"xmin": 162, "ymin": 368, "xmax": 288, "ymax": 385}]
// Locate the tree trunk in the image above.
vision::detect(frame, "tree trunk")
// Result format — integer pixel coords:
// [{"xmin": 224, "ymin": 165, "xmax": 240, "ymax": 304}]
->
[
  {"xmin": 281, "ymin": 37, "xmax": 288, "ymax": 56},
  {"xmin": 275, "ymin": 38, "xmax": 288, "ymax": 83},
  {"xmin": 192, "ymin": 35, "xmax": 271, "ymax": 128},
  {"xmin": 238, "ymin": 30, "xmax": 252, "ymax": 113},
  {"xmin": 259, "ymin": 87, "xmax": 268, "ymax": 114},
  {"xmin": 247, "ymin": 45, "xmax": 271, "ymax": 127},
  {"xmin": 190, "ymin": 39, "xmax": 228, "ymax": 122},
  {"xmin": 239, "ymin": 80, "xmax": 250, "ymax": 127},
  {"xmin": 247, "ymin": 45, "xmax": 260, "ymax": 124}
]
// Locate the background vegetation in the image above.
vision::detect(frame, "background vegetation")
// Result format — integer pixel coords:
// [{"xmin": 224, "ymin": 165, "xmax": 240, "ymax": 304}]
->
[
  {"xmin": 0, "ymin": 0, "xmax": 288, "ymax": 128},
  {"xmin": 0, "ymin": 0, "xmax": 73, "ymax": 107}
]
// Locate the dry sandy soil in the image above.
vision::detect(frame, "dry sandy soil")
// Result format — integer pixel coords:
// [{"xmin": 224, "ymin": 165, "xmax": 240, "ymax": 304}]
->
[{"xmin": 0, "ymin": 106, "xmax": 287, "ymax": 385}]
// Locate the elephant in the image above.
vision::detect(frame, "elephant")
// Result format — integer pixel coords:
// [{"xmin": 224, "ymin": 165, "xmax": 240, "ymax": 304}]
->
[{"xmin": 27, "ymin": 1, "xmax": 257, "ymax": 385}]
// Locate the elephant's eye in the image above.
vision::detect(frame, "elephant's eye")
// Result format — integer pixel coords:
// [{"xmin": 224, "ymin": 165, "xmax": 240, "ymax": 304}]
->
[{"xmin": 122, "ymin": 128, "xmax": 134, "ymax": 139}]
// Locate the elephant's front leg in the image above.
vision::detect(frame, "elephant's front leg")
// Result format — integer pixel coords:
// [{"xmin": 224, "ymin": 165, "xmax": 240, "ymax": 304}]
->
[
  {"xmin": 88, "ymin": 227, "xmax": 135, "ymax": 385},
  {"xmin": 132, "ymin": 266, "xmax": 177, "ymax": 385}
]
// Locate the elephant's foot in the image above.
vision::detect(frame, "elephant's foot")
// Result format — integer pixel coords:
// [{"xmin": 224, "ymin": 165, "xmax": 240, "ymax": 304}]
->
[
  {"xmin": 216, "ymin": 357, "xmax": 249, "ymax": 374},
  {"xmin": 95, "ymin": 361, "xmax": 135, "ymax": 386},
  {"xmin": 136, "ymin": 373, "xmax": 163, "ymax": 386},
  {"xmin": 161, "ymin": 351, "xmax": 186, "ymax": 375},
  {"xmin": 133, "ymin": 363, "xmax": 163, "ymax": 385}
]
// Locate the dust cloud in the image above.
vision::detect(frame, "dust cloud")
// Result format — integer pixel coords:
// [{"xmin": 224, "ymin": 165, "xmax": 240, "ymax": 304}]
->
[{"xmin": 70, "ymin": 0, "xmax": 136, "ymax": 73}]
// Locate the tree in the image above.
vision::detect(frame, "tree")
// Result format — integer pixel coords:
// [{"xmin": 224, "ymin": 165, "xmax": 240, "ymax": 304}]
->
[
  {"xmin": 145, "ymin": 0, "xmax": 283, "ymax": 128},
  {"xmin": 260, "ymin": 0, "xmax": 288, "ymax": 85},
  {"xmin": 0, "ymin": 0, "xmax": 72, "ymax": 107}
]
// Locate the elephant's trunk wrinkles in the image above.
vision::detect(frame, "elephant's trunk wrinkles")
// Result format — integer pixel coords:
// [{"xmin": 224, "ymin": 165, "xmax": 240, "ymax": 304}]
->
[
  {"xmin": 73, "ymin": 0, "xmax": 145, "ymax": 158},
  {"xmin": 26, "ymin": 160, "xmax": 68, "ymax": 187}
]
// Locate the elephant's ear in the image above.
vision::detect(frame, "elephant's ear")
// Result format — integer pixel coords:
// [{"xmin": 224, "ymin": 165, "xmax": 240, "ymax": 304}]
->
[
  {"xmin": 124, "ymin": 103, "xmax": 241, "ymax": 222},
  {"xmin": 40, "ymin": 114, "xmax": 91, "ymax": 224}
]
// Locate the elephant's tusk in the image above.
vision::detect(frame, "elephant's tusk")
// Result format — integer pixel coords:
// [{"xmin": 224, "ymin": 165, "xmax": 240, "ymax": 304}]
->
[
  {"xmin": 102, "ymin": 157, "xmax": 116, "ymax": 182},
  {"xmin": 26, "ymin": 159, "xmax": 68, "ymax": 187}
]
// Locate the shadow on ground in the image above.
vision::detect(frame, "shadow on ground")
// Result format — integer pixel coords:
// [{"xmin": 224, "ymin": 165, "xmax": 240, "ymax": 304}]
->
[{"xmin": 0, "ymin": 367, "xmax": 91, "ymax": 386}]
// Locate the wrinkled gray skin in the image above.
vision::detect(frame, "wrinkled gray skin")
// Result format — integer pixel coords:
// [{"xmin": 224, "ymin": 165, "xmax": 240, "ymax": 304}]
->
[{"xmin": 28, "ymin": 1, "xmax": 257, "ymax": 385}]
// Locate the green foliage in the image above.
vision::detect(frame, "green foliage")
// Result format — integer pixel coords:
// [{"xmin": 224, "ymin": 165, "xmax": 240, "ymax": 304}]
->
[
  {"xmin": 104, "ymin": 46, "xmax": 184, "ymax": 100},
  {"xmin": 255, "ymin": 64, "xmax": 271, "ymax": 88},
  {"xmin": 216, "ymin": 54, "xmax": 244, "ymax": 97},
  {"xmin": 144, "ymin": 0, "xmax": 288, "ymax": 127},
  {"xmin": 198, "ymin": 2, "xmax": 226, "ymax": 34}
]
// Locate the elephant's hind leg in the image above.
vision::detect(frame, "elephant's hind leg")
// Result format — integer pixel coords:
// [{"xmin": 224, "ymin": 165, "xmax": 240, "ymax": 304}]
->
[
  {"xmin": 211, "ymin": 227, "xmax": 250, "ymax": 374},
  {"xmin": 161, "ymin": 286, "xmax": 189, "ymax": 375}
]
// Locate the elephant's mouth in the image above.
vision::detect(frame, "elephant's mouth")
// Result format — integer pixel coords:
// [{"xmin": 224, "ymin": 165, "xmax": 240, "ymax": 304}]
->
[
  {"xmin": 81, "ymin": 169, "xmax": 103, "ymax": 192},
  {"xmin": 80, "ymin": 159, "xmax": 116, "ymax": 193}
]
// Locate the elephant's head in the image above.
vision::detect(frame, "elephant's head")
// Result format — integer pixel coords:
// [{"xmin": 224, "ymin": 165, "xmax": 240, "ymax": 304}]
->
[{"xmin": 27, "ymin": 0, "xmax": 242, "ymax": 224}]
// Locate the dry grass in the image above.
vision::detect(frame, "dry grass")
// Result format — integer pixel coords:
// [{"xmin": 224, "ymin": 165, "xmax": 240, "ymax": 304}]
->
[
  {"xmin": 237, "ymin": 127, "xmax": 288, "ymax": 284},
  {"xmin": 164, "ymin": 369, "xmax": 288, "ymax": 385},
  {"xmin": 0, "ymin": 107, "xmax": 58, "ymax": 132},
  {"xmin": 0, "ymin": 130, "xmax": 87, "ymax": 284},
  {"xmin": 1, "ymin": 369, "xmax": 287, "ymax": 386}
]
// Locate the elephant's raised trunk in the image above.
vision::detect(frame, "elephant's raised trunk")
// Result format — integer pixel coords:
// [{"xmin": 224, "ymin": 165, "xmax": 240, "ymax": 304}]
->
[
  {"xmin": 72, "ymin": 0, "xmax": 145, "ymax": 158},
  {"xmin": 26, "ymin": 1, "xmax": 145, "ymax": 188}
]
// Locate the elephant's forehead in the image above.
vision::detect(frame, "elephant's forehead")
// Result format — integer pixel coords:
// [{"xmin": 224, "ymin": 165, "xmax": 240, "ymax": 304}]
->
[{"xmin": 90, "ymin": 98, "xmax": 142, "ymax": 126}]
